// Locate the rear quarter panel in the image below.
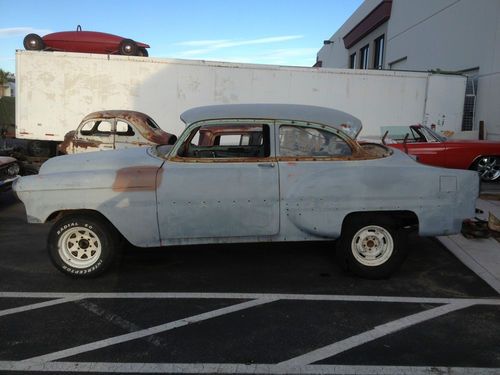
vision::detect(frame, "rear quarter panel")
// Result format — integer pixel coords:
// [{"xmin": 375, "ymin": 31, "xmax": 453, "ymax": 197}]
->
[{"xmin": 278, "ymin": 151, "xmax": 478, "ymax": 238}]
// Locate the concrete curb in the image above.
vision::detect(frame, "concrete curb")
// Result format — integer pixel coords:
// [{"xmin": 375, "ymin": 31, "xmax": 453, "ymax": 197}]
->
[{"xmin": 437, "ymin": 236, "xmax": 500, "ymax": 294}]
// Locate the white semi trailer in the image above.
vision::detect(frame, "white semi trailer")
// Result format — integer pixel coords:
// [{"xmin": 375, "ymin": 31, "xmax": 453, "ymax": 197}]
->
[{"xmin": 15, "ymin": 50, "xmax": 466, "ymax": 156}]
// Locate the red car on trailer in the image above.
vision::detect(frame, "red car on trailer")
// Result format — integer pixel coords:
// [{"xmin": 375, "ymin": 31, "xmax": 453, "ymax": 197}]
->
[{"xmin": 23, "ymin": 26, "xmax": 149, "ymax": 57}]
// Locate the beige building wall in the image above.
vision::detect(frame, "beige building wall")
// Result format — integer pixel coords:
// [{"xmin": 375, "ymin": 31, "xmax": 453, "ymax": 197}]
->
[{"xmin": 317, "ymin": 0, "xmax": 500, "ymax": 139}]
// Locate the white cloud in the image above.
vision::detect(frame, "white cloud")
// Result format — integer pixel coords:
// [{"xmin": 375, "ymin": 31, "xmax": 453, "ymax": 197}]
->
[
  {"xmin": 175, "ymin": 39, "xmax": 231, "ymax": 47},
  {"xmin": 174, "ymin": 47, "xmax": 318, "ymax": 67},
  {"xmin": 175, "ymin": 35, "xmax": 304, "ymax": 56},
  {"xmin": 0, "ymin": 27, "xmax": 52, "ymax": 38}
]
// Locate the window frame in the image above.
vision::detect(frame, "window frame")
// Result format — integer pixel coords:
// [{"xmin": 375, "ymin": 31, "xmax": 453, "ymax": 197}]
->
[
  {"xmin": 276, "ymin": 121, "xmax": 355, "ymax": 161},
  {"xmin": 373, "ymin": 35, "xmax": 385, "ymax": 69},
  {"xmin": 359, "ymin": 44, "xmax": 370, "ymax": 69},
  {"xmin": 169, "ymin": 119, "xmax": 275, "ymax": 163},
  {"xmin": 349, "ymin": 52, "xmax": 357, "ymax": 69},
  {"xmin": 78, "ymin": 119, "xmax": 114, "ymax": 137}
]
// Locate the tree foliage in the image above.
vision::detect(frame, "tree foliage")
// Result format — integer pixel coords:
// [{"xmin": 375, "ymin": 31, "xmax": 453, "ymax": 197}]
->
[{"xmin": 0, "ymin": 69, "xmax": 15, "ymax": 84}]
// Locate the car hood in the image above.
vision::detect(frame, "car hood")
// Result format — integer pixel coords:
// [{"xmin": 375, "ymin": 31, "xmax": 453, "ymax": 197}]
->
[
  {"xmin": 39, "ymin": 147, "xmax": 164, "ymax": 175},
  {"xmin": 0, "ymin": 156, "xmax": 16, "ymax": 166}
]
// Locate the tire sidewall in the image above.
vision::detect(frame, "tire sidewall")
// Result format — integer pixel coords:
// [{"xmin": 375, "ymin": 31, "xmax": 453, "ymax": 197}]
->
[
  {"xmin": 119, "ymin": 39, "xmax": 138, "ymax": 56},
  {"xmin": 337, "ymin": 215, "xmax": 407, "ymax": 279},
  {"xmin": 23, "ymin": 34, "xmax": 44, "ymax": 50},
  {"xmin": 48, "ymin": 215, "xmax": 115, "ymax": 278}
]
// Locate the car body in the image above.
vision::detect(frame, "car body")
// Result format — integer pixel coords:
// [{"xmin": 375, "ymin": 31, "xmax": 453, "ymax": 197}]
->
[
  {"xmin": 14, "ymin": 104, "xmax": 479, "ymax": 279},
  {"xmin": 23, "ymin": 26, "xmax": 150, "ymax": 56},
  {"xmin": 0, "ymin": 156, "xmax": 20, "ymax": 192},
  {"xmin": 384, "ymin": 125, "xmax": 500, "ymax": 181},
  {"xmin": 0, "ymin": 156, "xmax": 37, "ymax": 192},
  {"xmin": 58, "ymin": 110, "xmax": 177, "ymax": 154}
]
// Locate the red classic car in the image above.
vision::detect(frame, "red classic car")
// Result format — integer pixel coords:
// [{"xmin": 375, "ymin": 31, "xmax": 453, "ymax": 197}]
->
[
  {"xmin": 23, "ymin": 26, "xmax": 149, "ymax": 56},
  {"xmin": 384, "ymin": 125, "xmax": 500, "ymax": 181}
]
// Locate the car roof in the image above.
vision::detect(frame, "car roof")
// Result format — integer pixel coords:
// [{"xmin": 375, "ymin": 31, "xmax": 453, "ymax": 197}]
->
[
  {"xmin": 82, "ymin": 110, "xmax": 151, "ymax": 122},
  {"xmin": 180, "ymin": 104, "xmax": 362, "ymax": 138}
]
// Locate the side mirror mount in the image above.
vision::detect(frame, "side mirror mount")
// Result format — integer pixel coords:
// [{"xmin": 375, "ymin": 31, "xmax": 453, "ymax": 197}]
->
[
  {"xmin": 382, "ymin": 130, "xmax": 389, "ymax": 145},
  {"xmin": 403, "ymin": 133, "xmax": 409, "ymax": 154}
]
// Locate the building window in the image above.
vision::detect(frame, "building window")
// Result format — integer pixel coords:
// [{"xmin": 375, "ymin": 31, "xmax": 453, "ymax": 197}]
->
[
  {"xmin": 349, "ymin": 53, "xmax": 357, "ymax": 69},
  {"xmin": 373, "ymin": 35, "xmax": 384, "ymax": 69},
  {"xmin": 359, "ymin": 45, "xmax": 369, "ymax": 69}
]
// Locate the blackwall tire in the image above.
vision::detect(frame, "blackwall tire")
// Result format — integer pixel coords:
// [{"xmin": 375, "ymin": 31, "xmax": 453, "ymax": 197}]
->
[
  {"xmin": 138, "ymin": 48, "xmax": 149, "ymax": 57},
  {"xmin": 119, "ymin": 39, "xmax": 138, "ymax": 56},
  {"xmin": 336, "ymin": 215, "xmax": 407, "ymax": 279},
  {"xmin": 48, "ymin": 214, "xmax": 118, "ymax": 278},
  {"xmin": 23, "ymin": 34, "xmax": 45, "ymax": 51}
]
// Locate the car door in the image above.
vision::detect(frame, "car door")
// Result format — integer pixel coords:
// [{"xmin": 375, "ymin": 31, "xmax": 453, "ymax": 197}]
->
[
  {"xmin": 114, "ymin": 120, "xmax": 151, "ymax": 150},
  {"xmin": 403, "ymin": 142, "xmax": 448, "ymax": 167},
  {"xmin": 277, "ymin": 122, "xmax": 358, "ymax": 238},
  {"xmin": 73, "ymin": 119, "xmax": 115, "ymax": 153},
  {"xmin": 396, "ymin": 126, "xmax": 448, "ymax": 167},
  {"xmin": 156, "ymin": 121, "xmax": 280, "ymax": 241}
]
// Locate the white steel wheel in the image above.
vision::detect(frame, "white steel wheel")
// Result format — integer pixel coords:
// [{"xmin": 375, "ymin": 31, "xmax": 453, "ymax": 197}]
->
[
  {"xmin": 48, "ymin": 214, "xmax": 118, "ymax": 278},
  {"xmin": 337, "ymin": 215, "xmax": 408, "ymax": 279},
  {"xmin": 351, "ymin": 225, "xmax": 394, "ymax": 267},
  {"xmin": 58, "ymin": 226, "xmax": 102, "ymax": 269}
]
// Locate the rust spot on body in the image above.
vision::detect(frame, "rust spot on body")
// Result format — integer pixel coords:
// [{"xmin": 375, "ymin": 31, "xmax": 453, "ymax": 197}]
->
[{"xmin": 112, "ymin": 166, "xmax": 162, "ymax": 192}]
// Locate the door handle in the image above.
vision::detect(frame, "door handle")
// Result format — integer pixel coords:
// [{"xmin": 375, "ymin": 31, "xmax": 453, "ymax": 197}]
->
[{"xmin": 257, "ymin": 163, "xmax": 275, "ymax": 168}]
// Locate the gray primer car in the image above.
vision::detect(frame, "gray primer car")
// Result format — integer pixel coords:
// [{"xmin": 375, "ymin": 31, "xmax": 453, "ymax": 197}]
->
[{"xmin": 13, "ymin": 104, "xmax": 479, "ymax": 279}]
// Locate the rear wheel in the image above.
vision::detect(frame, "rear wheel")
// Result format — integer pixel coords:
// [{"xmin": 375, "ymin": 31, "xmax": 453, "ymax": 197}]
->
[
  {"xmin": 336, "ymin": 215, "xmax": 407, "ymax": 279},
  {"xmin": 23, "ymin": 33, "xmax": 45, "ymax": 50},
  {"xmin": 119, "ymin": 39, "xmax": 138, "ymax": 56},
  {"xmin": 474, "ymin": 156, "xmax": 500, "ymax": 182},
  {"xmin": 48, "ymin": 214, "xmax": 119, "ymax": 278}
]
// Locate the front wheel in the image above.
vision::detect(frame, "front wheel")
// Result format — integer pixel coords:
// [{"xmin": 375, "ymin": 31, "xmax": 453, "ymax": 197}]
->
[
  {"xmin": 474, "ymin": 156, "xmax": 500, "ymax": 182},
  {"xmin": 336, "ymin": 215, "xmax": 407, "ymax": 279},
  {"xmin": 48, "ymin": 214, "xmax": 119, "ymax": 278},
  {"xmin": 119, "ymin": 39, "xmax": 138, "ymax": 56}
]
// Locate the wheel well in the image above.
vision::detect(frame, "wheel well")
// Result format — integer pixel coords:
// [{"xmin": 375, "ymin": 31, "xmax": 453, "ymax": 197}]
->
[
  {"xmin": 46, "ymin": 209, "xmax": 117, "ymax": 229},
  {"xmin": 341, "ymin": 210, "xmax": 419, "ymax": 232}
]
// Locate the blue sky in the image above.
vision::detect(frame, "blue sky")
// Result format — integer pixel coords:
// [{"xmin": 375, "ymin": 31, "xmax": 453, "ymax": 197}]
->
[{"xmin": 0, "ymin": 0, "xmax": 362, "ymax": 74}]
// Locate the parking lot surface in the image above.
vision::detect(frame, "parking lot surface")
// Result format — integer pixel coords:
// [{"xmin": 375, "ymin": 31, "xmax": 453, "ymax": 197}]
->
[{"xmin": 1, "ymin": 190, "xmax": 500, "ymax": 374}]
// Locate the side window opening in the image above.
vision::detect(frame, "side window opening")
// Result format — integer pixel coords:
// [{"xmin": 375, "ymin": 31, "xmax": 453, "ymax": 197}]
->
[
  {"xmin": 80, "ymin": 120, "xmax": 113, "ymax": 136},
  {"xmin": 279, "ymin": 125, "xmax": 352, "ymax": 157},
  {"xmin": 80, "ymin": 121, "xmax": 96, "ymax": 136},
  {"xmin": 178, "ymin": 123, "xmax": 270, "ymax": 159},
  {"xmin": 96, "ymin": 121, "xmax": 112, "ymax": 134},
  {"xmin": 116, "ymin": 120, "xmax": 135, "ymax": 136},
  {"xmin": 146, "ymin": 118, "xmax": 160, "ymax": 129}
]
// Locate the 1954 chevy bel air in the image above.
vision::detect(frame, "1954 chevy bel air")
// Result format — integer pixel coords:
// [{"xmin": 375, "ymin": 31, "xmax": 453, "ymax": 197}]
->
[{"xmin": 13, "ymin": 104, "xmax": 479, "ymax": 279}]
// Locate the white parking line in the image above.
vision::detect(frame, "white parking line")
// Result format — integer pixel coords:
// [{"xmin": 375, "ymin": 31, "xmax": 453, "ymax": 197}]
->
[
  {"xmin": 277, "ymin": 301, "xmax": 475, "ymax": 368},
  {"xmin": 74, "ymin": 299, "xmax": 168, "ymax": 349},
  {"xmin": 1, "ymin": 291, "xmax": 500, "ymax": 305},
  {"xmin": 0, "ymin": 296, "xmax": 84, "ymax": 317},
  {"xmin": 1, "ymin": 292, "xmax": 498, "ymax": 372},
  {"xmin": 0, "ymin": 362, "xmax": 497, "ymax": 374},
  {"xmin": 22, "ymin": 297, "xmax": 278, "ymax": 363}
]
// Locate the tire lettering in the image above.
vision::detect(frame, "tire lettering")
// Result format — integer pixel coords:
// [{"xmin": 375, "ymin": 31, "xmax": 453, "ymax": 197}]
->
[{"xmin": 56, "ymin": 222, "xmax": 80, "ymax": 236}]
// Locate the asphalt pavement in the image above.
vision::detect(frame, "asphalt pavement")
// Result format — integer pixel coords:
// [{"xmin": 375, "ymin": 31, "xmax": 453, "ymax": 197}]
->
[{"xmin": 0, "ymin": 190, "xmax": 499, "ymax": 374}]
